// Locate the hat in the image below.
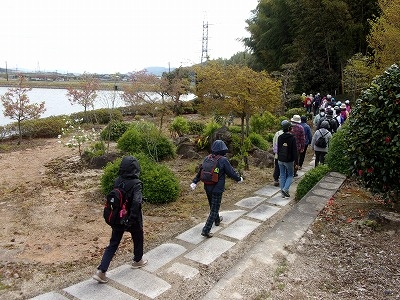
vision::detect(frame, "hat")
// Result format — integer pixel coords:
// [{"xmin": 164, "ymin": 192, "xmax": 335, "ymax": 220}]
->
[
  {"xmin": 345, "ymin": 100, "xmax": 350, "ymax": 104},
  {"xmin": 319, "ymin": 107, "xmax": 325, "ymax": 112},
  {"xmin": 340, "ymin": 104, "xmax": 346, "ymax": 110},
  {"xmin": 327, "ymin": 109, "xmax": 333, "ymax": 115},
  {"xmin": 281, "ymin": 120, "xmax": 292, "ymax": 130},
  {"xmin": 291, "ymin": 115, "xmax": 301, "ymax": 123}
]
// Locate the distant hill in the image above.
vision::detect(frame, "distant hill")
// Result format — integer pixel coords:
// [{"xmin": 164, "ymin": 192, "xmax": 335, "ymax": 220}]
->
[{"xmin": 144, "ymin": 66, "xmax": 175, "ymax": 77}]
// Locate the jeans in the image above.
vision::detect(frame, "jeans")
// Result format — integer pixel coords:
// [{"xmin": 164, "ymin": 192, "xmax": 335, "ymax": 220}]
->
[
  {"xmin": 98, "ymin": 225, "xmax": 144, "ymax": 272},
  {"xmin": 278, "ymin": 160, "xmax": 294, "ymax": 193},
  {"xmin": 202, "ymin": 192, "xmax": 223, "ymax": 234}
]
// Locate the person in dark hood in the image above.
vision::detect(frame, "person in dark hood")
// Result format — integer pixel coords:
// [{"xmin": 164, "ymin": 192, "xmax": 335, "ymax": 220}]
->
[
  {"xmin": 190, "ymin": 140, "xmax": 243, "ymax": 238},
  {"xmin": 93, "ymin": 156, "xmax": 147, "ymax": 283}
]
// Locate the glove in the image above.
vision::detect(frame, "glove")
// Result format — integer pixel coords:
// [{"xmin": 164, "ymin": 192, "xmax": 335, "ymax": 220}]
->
[
  {"xmin": 238, "ymin": 177, "xmax": 244, "ymax": 183},
  {"xmin": 190, "ymin": 183, "xmax": 197, "ymax": 190}
]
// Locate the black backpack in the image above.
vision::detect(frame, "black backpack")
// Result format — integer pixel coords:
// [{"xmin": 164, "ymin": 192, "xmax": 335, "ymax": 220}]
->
[
  {"xmin": 200, "ymin": 154, "xmax": 221, "ymax": 184},
  {"xmin": 103, "ymin": 183, "xmax": 131, "ymax": 226},
  {"xmin": 315, "ymin": 130, "xmax": 328, "ymax": 148}
]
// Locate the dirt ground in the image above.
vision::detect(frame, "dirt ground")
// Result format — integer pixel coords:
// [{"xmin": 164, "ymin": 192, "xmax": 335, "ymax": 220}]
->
[{"xmin": 0, "ymin": 135, "xmax": 399, "ymax": 300}]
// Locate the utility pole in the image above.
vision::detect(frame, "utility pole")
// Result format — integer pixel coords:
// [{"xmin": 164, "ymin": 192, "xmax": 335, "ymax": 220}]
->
[
  {"xmin": 5, "ymin": 61, "xmax": 8, "ymax": 81},
  {"xmin": 201, "ymin": 20, "xmax": 209, "ymax": 64}
]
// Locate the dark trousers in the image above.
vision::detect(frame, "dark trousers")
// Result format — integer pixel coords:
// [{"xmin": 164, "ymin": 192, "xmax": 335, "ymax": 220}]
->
[
  {"xmin": 315, "ymin": 151, "xmax": 327, "ymax": 167},
  {"xmin": 98, "ymin": 225, "xmax": 144, "ymax": 272},
  {"xmin": 298, "ymin": 144, "xmax": 309, "ymax": 167},
  {"xmin": 203, "ymin": 192, "xmax": 222, "ymax": 234},
  {"xmin": 273, "ymin": 158, "xmax": 280, "ymax": 181}
]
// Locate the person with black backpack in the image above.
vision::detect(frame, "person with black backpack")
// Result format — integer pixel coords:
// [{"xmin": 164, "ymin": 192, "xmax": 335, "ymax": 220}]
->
[
  {"xmin": 190, "ymin": 140, "xmax": 243, "ymax": 238},
  {"xmin": 93, "ymin": 156, "xmax": 147, "ymax": 283},
  {"xmin": 311, "ymin": 121, "xmax": 332, "ymax": 167}
]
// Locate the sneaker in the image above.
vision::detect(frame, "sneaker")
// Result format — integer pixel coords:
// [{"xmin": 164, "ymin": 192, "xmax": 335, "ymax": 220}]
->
[
  {"xmin": 93, "ymin": 270, "xmax": 108, "ymax": 283},
  {"xmin": 283, "ymin": 190, "xmax": 290, "ymax": 198},
  {"xmin": 274, "ymin": 181, "xmax": 279, "ymax": 187},
  {"xmin": 215, "ymin": 216, "xmax": 223, "ymax": 226},
  {"xmin": 201, "ymin": 231, "xmax": 213, "ymax": 238},
  {"xmin": 281, "ymin": 191, "xmax": 287, "ymax": 198},
  {"xmin": 132, "ymin": 259, "xmax": 148, "ymax": 269}
]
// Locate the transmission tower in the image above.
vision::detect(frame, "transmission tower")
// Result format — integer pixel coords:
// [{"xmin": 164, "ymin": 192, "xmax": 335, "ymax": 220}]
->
[{"xmin": 201, "ymin": 20, "xmax": 209, "ymax": 64}]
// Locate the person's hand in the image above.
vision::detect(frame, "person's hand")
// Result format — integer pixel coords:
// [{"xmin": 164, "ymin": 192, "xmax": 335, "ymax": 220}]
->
[
  {"xmin": 238, "ymin": 177, "xmax": 244, "ymax": 183},
  {"xmin": 190, "ymin": 183, "xmax": 197, "ymax": 190}
]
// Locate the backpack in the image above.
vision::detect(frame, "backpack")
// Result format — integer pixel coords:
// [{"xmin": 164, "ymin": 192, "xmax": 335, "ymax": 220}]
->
[
  {"xmin": 315, "ymin": 130, "xmax": 328, "ymax": 148},
  {"xmin": 200, "ymin": 154, "xmax": 221, "ymax": 184},
  {"xmin": 103, "ymin": 184, "xmax": 130, "ymax": 226}
]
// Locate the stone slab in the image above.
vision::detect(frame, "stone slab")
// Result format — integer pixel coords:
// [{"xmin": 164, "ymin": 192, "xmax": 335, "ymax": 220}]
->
[
  {"xmin": 253, "ymin": 185, "xmax": 280, "ymax": 197},
  {"xmin": 143, "ymin": 243, "xmax": 187, "ymax": 272},
  {"xmin": 165, "ymin": 262, "xmax": 199, "ymax": 280},
  {"xmin": 64, "ymin": 279, "xmax": 135, "ymax": 300},
  {"xmin": 218, "ymin": 209, "xmax": 247, "ymax": 224},
  {"xmin": 184, "ymin": 237, "xmax": 235, "ymax": 265},
  {"xmin": 235, "ymin": 196, "xmax": 267, "ymax": 209},
  {"xmin": 219, "ymin": 218, "xmax": 261, "ymax": 240},
  {"xmin": 30, "ymin": 292, "xmax": 70, "ymax": 300},
  {"xmin": 266, "ymin": 194, "xmax": 291, "ymax": 207},
  {"xmin": 108, "ymin": 264, "xmax": 171, "ymax": 299},
  {"xmin": 176, "ymin": 223, "xmax": 221, "ymax": 245},
  {"xmin": 246, "ymin": 204, "xmax": 281, "ymax": 221}
]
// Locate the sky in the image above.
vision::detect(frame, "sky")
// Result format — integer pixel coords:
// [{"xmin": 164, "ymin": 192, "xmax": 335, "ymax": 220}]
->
[{"xmin": 1, "ymin": 0, "xmax": 259, "ymax": 74}]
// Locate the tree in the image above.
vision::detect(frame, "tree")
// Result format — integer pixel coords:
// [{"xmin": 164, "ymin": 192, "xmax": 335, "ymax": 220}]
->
[
  {"xmin": 368, "ymin": 0, "xmax": 400, "ymax": 72},
  {"xmin": 66, "ymin": 73, "xmax": 100, "ymax": 123},
  {"xmin": 194, "ymin": 61, "xmax": 281, "ymax": 169},
  {"xmin": 1, "ymin": 75, "xmax": 46, "ymax": 143}
]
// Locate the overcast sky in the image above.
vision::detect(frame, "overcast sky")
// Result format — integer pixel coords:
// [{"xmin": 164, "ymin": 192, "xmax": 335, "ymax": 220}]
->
[{"xmin": 1, "ymin": 0, "xmax": 258, "ymax": 74}]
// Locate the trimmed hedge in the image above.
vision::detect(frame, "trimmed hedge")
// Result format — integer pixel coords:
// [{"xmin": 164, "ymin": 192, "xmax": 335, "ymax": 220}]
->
[{"xmin": 295, "ymin": 165, "xmax": 330, "ymax": 201}]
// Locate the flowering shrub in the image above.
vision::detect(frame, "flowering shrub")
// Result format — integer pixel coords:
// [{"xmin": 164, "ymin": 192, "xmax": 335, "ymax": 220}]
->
[
  {"xmin": 347, "ymin": 64, "xmax": 400, "ymax": 204},
  {"xmin": 58, "ymin": 118, "xmax": 100, "ymax": 159}
]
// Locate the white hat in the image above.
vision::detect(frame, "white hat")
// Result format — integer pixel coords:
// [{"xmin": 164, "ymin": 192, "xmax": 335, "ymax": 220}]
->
[
  {"xmin": 291, "ymin": 115, "xmax": 301, "ymax": 123},
  {"xmin": 345, "ymin": 100, "xmax": 350, "ymax": 104}
]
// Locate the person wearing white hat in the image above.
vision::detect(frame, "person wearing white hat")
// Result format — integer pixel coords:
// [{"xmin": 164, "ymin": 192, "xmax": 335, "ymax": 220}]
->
[{"xmin": 290, "ymin": 115, "xmax": 305, "ymax": 176}]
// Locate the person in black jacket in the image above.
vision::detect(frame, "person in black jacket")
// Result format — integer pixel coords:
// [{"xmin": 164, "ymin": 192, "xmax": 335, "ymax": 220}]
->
[
  {"xmin": 190, "ymin": 140, "xmax": 243, "ymax": 238},
  {"xmin": 93, "ymin": 156, "xmax": 147, "ymax": 283},
  {"xmin": 277, "ymin": 120, "xmax": 298, "ymax": 198}
]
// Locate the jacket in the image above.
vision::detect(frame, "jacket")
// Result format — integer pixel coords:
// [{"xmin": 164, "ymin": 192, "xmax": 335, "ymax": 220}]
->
[
  {"xmin": 277, "ymin": 132, "xmax": 298, "ymax": 163},
  {"xmin": 311, "ymin": 128, "xmax": 332, "ymax": 152},
  {"xmin": 114, "ymin": 156, "xmax": 143, "ymax": 231},
  {"xmin": 192, "ymin": 140, "xmax": 241, "ymax": 194},
  {"xmin": 300, "ymin": 122, "xmax": 312, "ymax": 145}
]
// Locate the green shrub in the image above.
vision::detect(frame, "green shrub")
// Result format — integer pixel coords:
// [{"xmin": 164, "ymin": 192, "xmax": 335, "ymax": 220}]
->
[
  {"xmin": 250, "ymin": 112, "xmax": 278, "ymax": 134},
  {"xmin": 188, "ymin": 121, "xmax": 205, "ymax": 135},
  {"xmin": 71, "ymin": 108, "xmax": 123, "ymax": 124},
  {"xmin": 100, "ymin": 121, "xmax": 129, "ymax": 141},
  {"xmin": 117, "ymin": 121, "xmax": 176, "ymax": 161},
  {"xmin": 100, "ymin": 153, "xmax": 180, "ymax": 204},
  {"xmin": 295, "ymin": 165, "xmax": 330, "ymax": 200},
  {"xmin": 84, "ymin": 141, "xmax": 106, "ymax": 158},
  {"xmin": 228, "ymin": 125, "xmax": 243, "ymax": 134},
  {"xmin": 169, "ymin": 116, "xmax": 189, "ymax": 137},
  {"xmin": 284, "ymin": 108, "xmax": 305, "ymax": 119},
  {"xmin": 264, "ymin": 132, "xmax": 275, "ymax": 143},
  {"xmin": 347, "ymin": 64, "xmax": 400, "ymax": 203},
  {"xmin": 20, "ymin": 116, "xmax": 66, "ymax": 138},
  {"xmin": 325, "ymin": 124, "xmax": 351, "ymax": 176},
  {"xmin": 249, "ymin": 132, "xmax": 269, "ymax": 151}
]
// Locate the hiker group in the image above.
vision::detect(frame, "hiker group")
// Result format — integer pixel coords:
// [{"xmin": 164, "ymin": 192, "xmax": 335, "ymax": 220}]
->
[{"xmin": 273, "ymin": 93, "xmax": 351, "ymax": 198}]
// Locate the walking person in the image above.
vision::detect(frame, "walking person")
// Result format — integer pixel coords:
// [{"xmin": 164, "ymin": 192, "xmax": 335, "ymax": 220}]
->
[
  {"xmin": 272, "ymin": 126, "xmax": 284, "ymax": 186},
  {"xmin": 298, "ymin": 115, "xmax": 312, "ymax": 170},
  {"xmin": 190, "ymin": 140, "xmax": 243, "ymax": 238},
  {"xmin": 277, "ymin": 120, "xmax": 298, "ymax": 198},
  {"xmin": 311, "ymin": 121, "xmax": 332, "ymax": 167},
  {"xmin": 290, "ymin": 114, "xmax": 305, "ymax": 176},
  {"xmin": 93, "ymin": 156, "xmax": 147, "ymax": 283}
]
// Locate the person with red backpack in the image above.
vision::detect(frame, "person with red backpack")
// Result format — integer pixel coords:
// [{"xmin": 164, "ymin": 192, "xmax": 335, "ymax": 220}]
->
[
  {"xmin": 190, "ymin": 140, "xmax": 243, "ymax": 238},
  {"xmin": 93, "ymin": 156, "xmax": 147, "ymax": 283}
]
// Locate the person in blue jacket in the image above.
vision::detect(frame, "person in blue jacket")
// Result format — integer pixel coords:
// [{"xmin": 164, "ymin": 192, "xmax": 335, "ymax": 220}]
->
[{"xmin": 190, "ymin": 140, "xmax": 243, "ymax": 238}]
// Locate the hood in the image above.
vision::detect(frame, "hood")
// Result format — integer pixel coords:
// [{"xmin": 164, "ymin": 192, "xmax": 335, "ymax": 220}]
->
[
  {"xmin": 211, "ymin": 139, "xmax": 228, "ymax": 155},
  {"xmin": 119, "ymin": 156, "xmax": 141, "ymax": 179}
]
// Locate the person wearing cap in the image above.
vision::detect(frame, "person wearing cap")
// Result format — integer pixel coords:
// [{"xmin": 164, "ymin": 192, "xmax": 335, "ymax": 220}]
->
[
  {"xmin": 311, "ymin": 120, "xmax": 332, "ymax": 167},
  {"xmin": 340, "ymin": 103, "xmax": 349, "ymax": 124},
  {"xmin": 345, "ymin": 100, "xmax": 351, "ymax": 113},
  {"xmin": 190, "ymin": 139, "xmax": 243, "ymax": 238},
  {"xmin": 313, "ymin": 107, "xmax": 325, "ymax": 128},
  {"xmin": 277, "ymin": 120, "xmax": 297, "ymax": 198},
  {"xmin": 298, "ymin": 116, "xmax": 312, "ymax": 170},
  {"xmin": 317, "ymin": 108, "xmax": 338, "ymax": 133},
  {"xmin": 290, "ymin": 114, "xmax": 305, "ymax": 176}
]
